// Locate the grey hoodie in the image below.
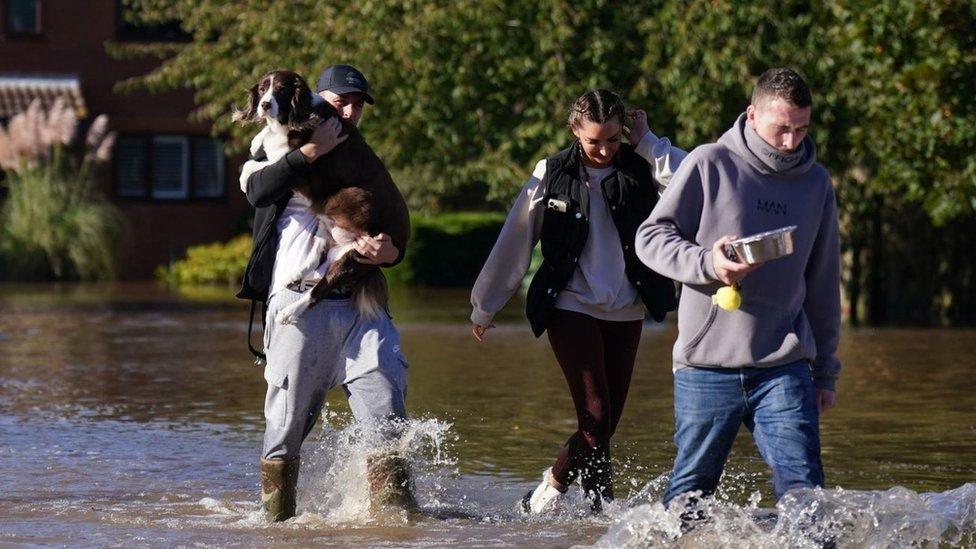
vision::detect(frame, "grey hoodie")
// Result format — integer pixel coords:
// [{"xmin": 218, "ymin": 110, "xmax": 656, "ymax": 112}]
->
[{"xmin": 635, "ymin": 113, "xmax": 841, "ymax": 391}]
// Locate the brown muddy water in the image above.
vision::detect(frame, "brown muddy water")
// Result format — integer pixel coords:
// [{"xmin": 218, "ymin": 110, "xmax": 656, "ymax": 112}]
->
[{"xmin": 0, "ymin": 283, "xmax": 973, "ymax": 547}]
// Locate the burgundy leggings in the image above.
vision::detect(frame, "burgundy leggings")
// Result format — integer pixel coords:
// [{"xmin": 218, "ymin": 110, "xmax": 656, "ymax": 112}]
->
[{"xmin": 546, "ymin": 309, "xmax": 643, "ymax": 501}]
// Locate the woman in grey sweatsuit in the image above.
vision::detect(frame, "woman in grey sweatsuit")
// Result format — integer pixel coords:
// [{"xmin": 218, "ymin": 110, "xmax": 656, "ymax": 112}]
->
[
  {"xmin": 470, "ymin": 89, "xmax": 686, "ymax": 513},
  {"xmin": 239, "ymin": 65, "xmax": 411, "ymax": 522}
]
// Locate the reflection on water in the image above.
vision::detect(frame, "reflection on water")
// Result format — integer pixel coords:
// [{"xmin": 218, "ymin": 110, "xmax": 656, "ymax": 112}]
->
[{"xmin": 0, "ymin": 283, "xmax": 974, "ymax": 546}]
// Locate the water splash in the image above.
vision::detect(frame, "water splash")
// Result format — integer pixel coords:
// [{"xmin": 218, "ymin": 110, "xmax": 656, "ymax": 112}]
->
[
  {"xmin": 296, "ymin": 409, "xmax": 459, "ymax": 525},
  {"xmin": 596, "ymin": 482, "xmax": 976, "ymax": 547}
]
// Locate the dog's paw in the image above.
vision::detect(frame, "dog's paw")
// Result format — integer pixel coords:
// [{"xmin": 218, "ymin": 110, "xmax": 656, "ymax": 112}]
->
[
  {"xmin": 276, "ymin": 305, "xmax": 302, "ymax": 325},
  {"xmin": 276, "ymin": 298, "xmax": 311, "ymax": 325},
  {"xmin": 276, "ymin": 309, "xmax": 299, "ymax": 325}
]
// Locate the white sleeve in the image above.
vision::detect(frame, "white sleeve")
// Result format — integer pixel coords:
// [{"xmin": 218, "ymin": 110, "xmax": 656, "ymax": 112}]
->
[
  {"xmin": 470, "ymin": 159, "xmax": 548, "ymax": 326},
  {"xmin": 635, "ymin": 130, "xmax": 688, "ymax": 195}
]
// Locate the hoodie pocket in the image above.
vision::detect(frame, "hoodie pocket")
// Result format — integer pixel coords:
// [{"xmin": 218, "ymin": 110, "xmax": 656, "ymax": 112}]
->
[{"xmin": 682, "ymin": 303, "xmax": 718, "ymax": 353}]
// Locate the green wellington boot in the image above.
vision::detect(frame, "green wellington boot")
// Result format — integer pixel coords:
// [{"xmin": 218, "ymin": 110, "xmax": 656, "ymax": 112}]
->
[
  {"xmin": 261, "ymin": 457, "xmax": 300, "ymax": 522},
  {"xmin": 366, "ymin": 451, "xmax": 417, "ymax": 510}
]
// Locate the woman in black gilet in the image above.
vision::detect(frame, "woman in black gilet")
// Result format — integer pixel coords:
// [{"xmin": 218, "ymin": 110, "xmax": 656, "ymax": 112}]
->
[{"xmin": 470, "ymin": 89, "xmax": 686, "ymax": 512}]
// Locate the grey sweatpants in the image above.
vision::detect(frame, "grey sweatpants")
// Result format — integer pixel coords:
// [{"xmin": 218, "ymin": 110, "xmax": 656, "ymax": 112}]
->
[{"xmin": 262, "ymin": 288, "xmax": 409, "ymax": 460}]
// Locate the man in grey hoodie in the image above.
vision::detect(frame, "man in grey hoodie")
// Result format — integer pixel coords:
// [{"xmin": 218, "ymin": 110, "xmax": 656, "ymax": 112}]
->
[{"xmin": 635, "ymin": 68, "xmax": 840, "ymax": 506}]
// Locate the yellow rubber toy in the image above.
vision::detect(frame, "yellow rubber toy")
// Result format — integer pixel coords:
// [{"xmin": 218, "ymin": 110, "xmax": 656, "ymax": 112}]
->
[{"xmin": 712, "ymin": 285, "xmax": 741, "ymax": 311}]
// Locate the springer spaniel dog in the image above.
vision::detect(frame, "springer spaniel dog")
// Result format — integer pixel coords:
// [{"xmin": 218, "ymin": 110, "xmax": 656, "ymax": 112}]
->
[{"xmin": 234, "ymin": 69, "xmax": 410, "ymax": 324}]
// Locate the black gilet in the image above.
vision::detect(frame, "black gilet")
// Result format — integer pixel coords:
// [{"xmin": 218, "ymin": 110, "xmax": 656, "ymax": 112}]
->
[{"xmin": 524, "ymin": 141, "xmax": 677, "ymax": 336}]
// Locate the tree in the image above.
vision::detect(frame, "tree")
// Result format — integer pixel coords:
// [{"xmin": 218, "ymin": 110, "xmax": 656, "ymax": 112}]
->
[{"xmin": 115, "ymin": 0, "xmax": 976, "ymax": 324}]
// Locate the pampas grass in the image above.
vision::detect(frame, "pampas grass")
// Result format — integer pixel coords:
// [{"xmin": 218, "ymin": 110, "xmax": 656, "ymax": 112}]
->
[{"xmin": 0, "ymin": 99, "xmax": 124, "ymax": 280}]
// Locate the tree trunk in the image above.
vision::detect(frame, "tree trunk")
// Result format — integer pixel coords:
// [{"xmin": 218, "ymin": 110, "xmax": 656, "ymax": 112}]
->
[
  {"xmin": 848, "ymin": 236, "xmax": 862, "ymax": 326},
  {"xmin": 865, "ymin": 195, "xmax": 887, "ymax": 325}
]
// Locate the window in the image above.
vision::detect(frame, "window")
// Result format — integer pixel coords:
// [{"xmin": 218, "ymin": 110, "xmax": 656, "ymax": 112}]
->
[
  {"xmin": 114, "ymin": 134, "xmax": 225, "ymax": 200},
  {"xmin": 191, "ymin": 137, "xmax": 224, "ymax": 198},
  {"xmin": 5, "ymin": 0, "xmax": 41, "ymax": 35},
  {"xmin": 116, "ymin": 136, "xmax": 149, "ymax": 197},
  {"xmin": 151, "ymin": 136, "xmax": 189, "ymax": 199}
]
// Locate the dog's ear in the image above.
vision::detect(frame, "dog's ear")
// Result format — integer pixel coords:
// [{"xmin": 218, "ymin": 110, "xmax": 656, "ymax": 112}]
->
[
  {"xmin": 232, "ymin": 82, "xmax": 260, "ymax": 124},
  {"xmin": 289, "ymin": 83, "xmax": 313, "ymax": 129}
]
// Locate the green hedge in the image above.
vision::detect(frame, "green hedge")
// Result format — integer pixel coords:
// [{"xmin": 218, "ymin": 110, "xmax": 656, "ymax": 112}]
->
[
  {"xmin": 388, "ymin": 212, "xmax": 506, "ymax": 286},
  {"xmin": 158, "ymin": 212, "xmax": 507, "ymax": 288},
  {"xmin": 156, "ymin": 234, "xmax": 252, "ymax": 286}
]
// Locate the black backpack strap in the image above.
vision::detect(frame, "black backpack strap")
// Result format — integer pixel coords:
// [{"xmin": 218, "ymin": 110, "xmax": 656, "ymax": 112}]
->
[{"xmin": 247, "ymin": 299, "xmax": 267, "ymax": 366}]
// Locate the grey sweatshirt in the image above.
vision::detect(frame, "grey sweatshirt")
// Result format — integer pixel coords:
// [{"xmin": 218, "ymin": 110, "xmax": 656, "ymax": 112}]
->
[{"xmin": 635, "ymin": 113, "xmax": 841, "ymax": 391}]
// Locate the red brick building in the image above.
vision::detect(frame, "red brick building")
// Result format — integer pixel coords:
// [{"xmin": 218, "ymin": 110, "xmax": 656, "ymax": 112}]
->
[{"xmin": 0, "ymin": 0, "xmax": 250, "ymax": 278}]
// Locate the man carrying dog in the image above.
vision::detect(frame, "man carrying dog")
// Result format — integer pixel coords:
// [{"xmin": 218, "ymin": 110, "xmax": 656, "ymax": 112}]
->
[
  {"xmin": 236, "ymin": 64, "xmax": 411, "ymax": 522},
  {"xmin": 635, "ymin": 68, "xmax": 841, "ymax": 513}
]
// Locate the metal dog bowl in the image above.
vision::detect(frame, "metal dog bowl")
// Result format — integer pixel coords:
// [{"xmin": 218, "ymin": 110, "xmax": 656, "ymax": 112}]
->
[{"xmin": 725, "ymin": 226, "xmax": 797, "ymax": 264}]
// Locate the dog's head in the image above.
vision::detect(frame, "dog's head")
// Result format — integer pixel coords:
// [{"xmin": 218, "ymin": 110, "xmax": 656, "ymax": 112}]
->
[{"xmin": 233, "ymin": 70, "xmax": 321, "ymax": 128}]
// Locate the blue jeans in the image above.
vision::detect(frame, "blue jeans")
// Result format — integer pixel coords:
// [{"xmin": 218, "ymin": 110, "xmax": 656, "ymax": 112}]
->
[{"xmin": 664, "ymin": 361, "xmax": 824, "ymax": 505}]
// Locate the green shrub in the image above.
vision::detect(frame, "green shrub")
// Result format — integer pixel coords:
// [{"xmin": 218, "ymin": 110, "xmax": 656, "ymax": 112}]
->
[
  {"xmin": 0, "ymin": 100, "xmax": 124, "ymax": 281},
  {"xmin": 388, "ymin": 212, "xmax": 506, "ymax": 287},
  {"xmin": 159, "ymin": 211, "xmax": 507, "ymax": 289},
  {"xmin": 1, "ymin": 157, "xmax": 125, "ymax": 281},
  {"xmin": 0, "ymin": 224, "xmax": 51, "ymax": 280},
  {"xmin": 156, "ymin": 234, "xmax": 251, "ymax": 286}
]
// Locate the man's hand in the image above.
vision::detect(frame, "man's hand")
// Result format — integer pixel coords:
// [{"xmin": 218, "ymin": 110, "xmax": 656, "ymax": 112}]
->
[
  {"xmin": 472, "ymin": 323, "xmax": 494, "ymax": 342},
  {"xmin": 816, "ymin": 388, "xmax": 836, "ymax": 414},
  {"xmin": 299, "ymin": 117, "xmax": 348, "ymax": 162},
  {"xmin": 711, "ymin": 235, "xmax": 762, "ymax": 285},
  {"xmin": 624, "ymin": 109, "xmax": 650, "ymax": 144},
  {"xmin": 353, "ymin": 233, "xmax": 399, "ymax": 265}
]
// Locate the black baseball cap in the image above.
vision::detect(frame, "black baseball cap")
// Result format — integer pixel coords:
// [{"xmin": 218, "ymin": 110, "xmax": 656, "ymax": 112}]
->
[{"xmin": 315, "ymin": 64, "xmax": 375, "ymax": 104}]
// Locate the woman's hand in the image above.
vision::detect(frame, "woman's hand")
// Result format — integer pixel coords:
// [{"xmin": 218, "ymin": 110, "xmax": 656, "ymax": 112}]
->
[
  {"xmin": 354, "ymin": 233, "xmax": 399, "ymax": 265},
  {"xmin": 624, "ymin": 109, "xmax": 650, "ymax": 144},
  {"xmin": 472, "ymin": 323, "xmax": 494, "ymax": 342}
]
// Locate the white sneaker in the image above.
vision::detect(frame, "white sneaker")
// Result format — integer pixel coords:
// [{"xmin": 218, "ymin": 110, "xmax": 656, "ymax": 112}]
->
[{"xmin": 520, "ymin": 468, "xmax": 566, "ymax": 514}]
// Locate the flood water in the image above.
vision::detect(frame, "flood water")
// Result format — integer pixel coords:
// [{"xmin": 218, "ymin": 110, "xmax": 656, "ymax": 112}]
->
[{"xmin": 0, "ymin": 283, "xmax": 973, "ymax": 547}]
